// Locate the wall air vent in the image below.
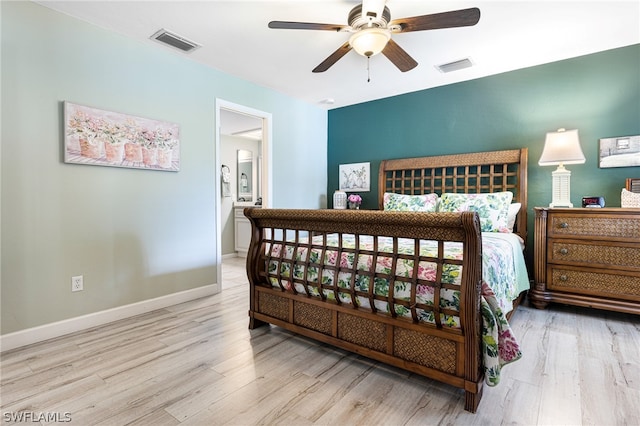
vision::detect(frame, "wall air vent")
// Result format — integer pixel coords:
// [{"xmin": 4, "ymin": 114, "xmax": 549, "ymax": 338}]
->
[
  {"xmin": 150, "ymin": 29, "xmax": 201, "ymax": 53},
  {"xmin": 436, "ymin": 58, "xmax": 473, "ymax": 73}
]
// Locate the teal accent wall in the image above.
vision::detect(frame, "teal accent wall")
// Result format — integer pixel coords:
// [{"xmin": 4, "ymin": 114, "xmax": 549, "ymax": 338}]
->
[
  {"xmin": 328, "ymin": 44, "xmax": 640, "ymax": 262},
  {"xmin": 1, "ymin": 2, "xmax": 327, "ymax": 334}
]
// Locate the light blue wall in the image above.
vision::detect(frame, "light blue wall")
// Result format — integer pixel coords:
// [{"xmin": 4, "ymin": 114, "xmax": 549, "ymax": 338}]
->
[{"xmin": 1, "ymin": 2, "xmax": 327, "ymax": 334}]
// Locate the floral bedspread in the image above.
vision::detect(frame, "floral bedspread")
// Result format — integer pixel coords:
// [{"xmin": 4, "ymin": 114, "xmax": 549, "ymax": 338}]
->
[{"xmin": 267, "ymin": 233, "xmax": 524, "ymax": 385}]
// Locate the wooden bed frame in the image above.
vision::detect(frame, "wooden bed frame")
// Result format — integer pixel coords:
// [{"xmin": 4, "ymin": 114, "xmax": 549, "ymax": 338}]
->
[
  {"xmin": 244, "ymin": 148, "xmax": 528, "ymax": 413},
  {"xmin": 377, "ymin": 149, "xmax": 528, "ymax": 241}
]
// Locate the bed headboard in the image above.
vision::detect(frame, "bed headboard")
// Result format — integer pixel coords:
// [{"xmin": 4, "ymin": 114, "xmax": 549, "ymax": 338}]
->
[{"xmin": 378, "ymin": 148, "xmax": 528, "ymax": 240}]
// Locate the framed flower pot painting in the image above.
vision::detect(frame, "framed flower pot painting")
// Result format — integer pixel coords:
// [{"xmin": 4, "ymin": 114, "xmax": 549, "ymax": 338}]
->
[{"xmin": 64, "ymin": 101, "xmax": 180, "ymax": 171}]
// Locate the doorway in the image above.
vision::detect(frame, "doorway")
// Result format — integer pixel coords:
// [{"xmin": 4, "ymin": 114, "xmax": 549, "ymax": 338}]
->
[{"xmin": 215, "ymin": 99, "xmax": 272, "ymax": 288}]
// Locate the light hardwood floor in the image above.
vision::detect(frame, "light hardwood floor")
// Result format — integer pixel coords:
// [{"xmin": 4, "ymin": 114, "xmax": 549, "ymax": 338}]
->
[{"xmin": 1, "ymin": 256, "xmax": 639, "ymax": 425}]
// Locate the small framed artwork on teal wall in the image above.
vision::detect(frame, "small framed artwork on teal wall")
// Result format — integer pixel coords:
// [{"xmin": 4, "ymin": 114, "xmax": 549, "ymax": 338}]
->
[
  {"xmin": 599, "ymin": 135, "xmax": 640, "ymax": 168},
  {"xmin": 64, "ymin": 101, "xmax": 180, "ymax": 171},
  {"xmin": 339, "ymin": 162, "xmax": 370, "ymax": 192}
]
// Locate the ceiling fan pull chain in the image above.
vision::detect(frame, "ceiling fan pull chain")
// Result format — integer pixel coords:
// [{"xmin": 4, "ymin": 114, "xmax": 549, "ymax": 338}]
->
[{"xmin": 367, "ymin": 56, "xmax": 371, "ymax": 82}]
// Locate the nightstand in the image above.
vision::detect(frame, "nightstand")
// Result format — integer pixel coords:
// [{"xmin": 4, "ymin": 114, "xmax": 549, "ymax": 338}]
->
[{"xmin": 530, "ymin": 207, "xmax": 640, "ymax": 315}]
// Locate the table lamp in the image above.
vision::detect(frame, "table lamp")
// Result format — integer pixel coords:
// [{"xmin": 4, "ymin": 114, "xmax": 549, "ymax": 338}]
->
[{"xmin": 538, "ymin": 128, "xmax": 585, "ymax": 207}]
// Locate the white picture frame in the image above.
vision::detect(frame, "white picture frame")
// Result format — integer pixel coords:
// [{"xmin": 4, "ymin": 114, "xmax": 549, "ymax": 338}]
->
[
  {"xmin": 339, "ymin": 162, "xmax": 370, "ymax": 192},
  {"xmin": 64, "ymin": 101, "xmax": 180, "ymax": 171},
  {"xmin": 599, "ymin": 134, "xmax": 640, "ymax": 168}
]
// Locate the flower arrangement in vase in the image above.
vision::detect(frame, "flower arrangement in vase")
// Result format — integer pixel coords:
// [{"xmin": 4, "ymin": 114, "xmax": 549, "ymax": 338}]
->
[
  {"xmin": 155, "ymin": 128, "xmax": 178, "ymax": 168},
  {"xmin": 102, "ymin": 122, "xmax": 127, "ymax": 163},
  {"xmin": 348, "ymin": 194, "xmax": 362, "ymax": 209},
  {"xmin": 139, "ymin": 128, "xmax": 158, "ymax": 166},
  {"xmin": 122, "ymin": 118, "xmax": 143, "ymax": 163},
  {"xmin": 66, "ymin": 110, "xmax": 105, "ymax": 159}
]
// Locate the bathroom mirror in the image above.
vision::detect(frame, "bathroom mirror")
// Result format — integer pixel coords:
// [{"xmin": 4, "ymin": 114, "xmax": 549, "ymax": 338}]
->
[{"xmin": 237, "ymin": 149, "xmax": 252, "ymax": 202}]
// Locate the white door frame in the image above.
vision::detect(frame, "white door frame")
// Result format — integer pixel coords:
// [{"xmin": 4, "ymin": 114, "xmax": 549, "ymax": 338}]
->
[{"xmin": 215, "ymin": 99, "xmax": 272, "ymax": 287}]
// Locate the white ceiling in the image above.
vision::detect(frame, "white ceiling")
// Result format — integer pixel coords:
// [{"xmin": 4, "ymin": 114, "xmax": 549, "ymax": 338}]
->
[
  {"xmin": 37, "ymin": 0, "xmax": 640, "ymax": 113},
  {"xmin": 219, "ymin": 108, "xmax": 263, "ymax": 136}
]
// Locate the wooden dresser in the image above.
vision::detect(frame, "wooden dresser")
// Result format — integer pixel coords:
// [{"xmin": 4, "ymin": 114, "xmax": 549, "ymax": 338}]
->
[{"xmin": 530, "ymin": 207, "xmax": 640, "ymax": 315}]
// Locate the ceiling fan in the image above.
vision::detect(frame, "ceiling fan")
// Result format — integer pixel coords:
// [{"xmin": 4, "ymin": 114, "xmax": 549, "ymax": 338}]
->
[{"xmin": 268, "ymin": 0, "xmax": 480, "ymax": 73}]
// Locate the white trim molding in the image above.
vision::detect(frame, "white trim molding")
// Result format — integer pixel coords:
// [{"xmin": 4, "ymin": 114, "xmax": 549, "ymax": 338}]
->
[
  {"xmin": 0, "ymin": 284, "xmax": 218, "ymax": 353},
  {"xmin": 215, "ymin": 99, "xmax": 272, "ymax": 291}
]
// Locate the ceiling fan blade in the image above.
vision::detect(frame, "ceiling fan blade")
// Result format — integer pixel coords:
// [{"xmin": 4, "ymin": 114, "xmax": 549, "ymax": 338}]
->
[
  {"xmin": 382, "ymin": 39, "xmax": 418, "ymax": 72},
  {"xmin": 390, "ymin": 7, "xmax": 480, "ymax": 33},
  {"xmin": 312, "ymin": 42, "xmax": 353, "ymax": 73},
  {"xmin": 268, "ymin": 21, "xmax": 347, "ymax": 32}
]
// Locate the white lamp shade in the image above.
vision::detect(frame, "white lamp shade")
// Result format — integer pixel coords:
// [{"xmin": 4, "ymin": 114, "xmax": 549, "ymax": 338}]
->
[
  {"xmin": 349, "ymin": 28, "xmax": 391, "ymax": 57},
  {"xmin": 538, "ymin": 128, "xmax": 586, "ymax": 166},
  {"xmin": 539, "ymin": 128, "xmax": 585, "ymax": 208}
]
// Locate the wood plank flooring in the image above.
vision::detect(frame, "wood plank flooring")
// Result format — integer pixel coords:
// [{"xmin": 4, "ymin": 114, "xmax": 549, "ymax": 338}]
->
[{"xmin": 2, "ymin": 256, "xmax": 639, "ymax": 425}]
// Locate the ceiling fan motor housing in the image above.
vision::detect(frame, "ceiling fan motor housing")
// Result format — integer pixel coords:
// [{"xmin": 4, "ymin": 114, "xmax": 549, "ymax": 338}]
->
[{"xmin": 348, "ymin": 5, "xmax": 391, "ymax": 30}]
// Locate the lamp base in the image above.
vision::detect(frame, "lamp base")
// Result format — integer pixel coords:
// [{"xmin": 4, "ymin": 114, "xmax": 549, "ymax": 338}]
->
[
  {"xmin": 549, "ymin": 201, "xmax": 573, "ymax": 208},
  {"xmin": 549, "ymin": 165, "xmax": 573, "ymax": 208}
]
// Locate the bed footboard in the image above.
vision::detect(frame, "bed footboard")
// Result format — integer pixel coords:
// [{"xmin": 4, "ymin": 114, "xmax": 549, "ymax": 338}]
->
[{"xmin": 244, "ymin": 208, "xmax": 484, "ymax": 412}]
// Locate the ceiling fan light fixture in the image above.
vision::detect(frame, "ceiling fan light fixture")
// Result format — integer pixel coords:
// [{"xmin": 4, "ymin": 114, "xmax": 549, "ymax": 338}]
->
[{"xmin": 349, "ymin": 27, "xmax": 391, "ymax": 57}]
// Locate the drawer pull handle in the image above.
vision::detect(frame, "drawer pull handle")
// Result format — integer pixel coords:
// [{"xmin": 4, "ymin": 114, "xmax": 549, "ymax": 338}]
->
[
  {"xmin": 559, "ymin": 274, "xmax": 568, "ymax": 282},
  {"xmin": 559, "ymin": 222, "xmax": 569, "ymax": 229},
  {"xmin": 560, "ymin": 248, "xmax": 568, "ymax": 255}
]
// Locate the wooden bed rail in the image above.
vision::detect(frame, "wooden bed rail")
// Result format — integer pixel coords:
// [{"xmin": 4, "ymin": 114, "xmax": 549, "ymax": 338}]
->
[{"xmin": 244, "ymin": 208, "xmax": 486, "ymax": 412}]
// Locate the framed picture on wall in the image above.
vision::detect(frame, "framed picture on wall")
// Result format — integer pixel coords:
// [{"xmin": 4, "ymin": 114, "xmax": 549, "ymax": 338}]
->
[
  {"xmin": 598, "ymin": 134, "xmax": 640, "ymax": 168},
  {"xmin": 339, "ymin": 162, "xmax": 370, "ymax": 192},
  {"xmin": 64, "ymin": 101, "xmax": 181, "ymax": 171}
]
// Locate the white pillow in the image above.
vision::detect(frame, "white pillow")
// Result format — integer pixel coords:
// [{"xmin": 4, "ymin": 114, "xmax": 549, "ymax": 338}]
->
[
  {"xmin": 439, "ymin": 192, "xmax": 514, "ymax": 232},
  {"xmin": 506, "ymin": 203, "xmax": 522, "ymax": 232}
]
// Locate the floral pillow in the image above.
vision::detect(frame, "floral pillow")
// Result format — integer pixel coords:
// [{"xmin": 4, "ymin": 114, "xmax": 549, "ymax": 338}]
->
[
  {"xmin": 439, "ymin": 192, "xmax": 514, "ymax": 232},
  {"xmin": 383, "ymin": 192, "xmax": 439, "ymax": 212}
]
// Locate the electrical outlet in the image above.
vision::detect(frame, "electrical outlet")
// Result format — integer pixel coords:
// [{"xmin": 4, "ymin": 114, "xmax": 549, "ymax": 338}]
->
[{"xmin": 72, "ymin": 275, "xmax": 83, "ymax": 292}]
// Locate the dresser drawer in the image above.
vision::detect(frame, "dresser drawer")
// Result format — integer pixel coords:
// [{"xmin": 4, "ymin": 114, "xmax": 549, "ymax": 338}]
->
[
  {"xmin": 533, "ymin": 207, "xmax": 640, "ymax": 314},
  {"xmin": 548, "ymin": 214, "xmax": 640, "ymax": 241},
  {"xmin": 547, "ymin": 266, "xmax": 640, "ymax": 302},
  {"xmin": 548, "ymin": 239, "xmax": 640, "ymax": 270}
]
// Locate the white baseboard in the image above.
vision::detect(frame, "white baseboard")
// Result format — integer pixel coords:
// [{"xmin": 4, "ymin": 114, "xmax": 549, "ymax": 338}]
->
[{"xmin": 0, "ymin": 283, "xmax": 219, "ymax": 353}]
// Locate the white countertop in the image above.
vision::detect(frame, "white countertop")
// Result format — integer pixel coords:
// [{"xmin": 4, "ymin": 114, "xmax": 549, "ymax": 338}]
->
[{"xmin": 234, "ymin": 202, "xmax": 261, "ymax": 208}]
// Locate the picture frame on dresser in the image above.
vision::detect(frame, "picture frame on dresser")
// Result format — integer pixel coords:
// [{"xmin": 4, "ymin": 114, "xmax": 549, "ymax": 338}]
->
[
  {"xmin": 530, "ymin": 207, "xmax": 640, "ymax": 315},
  {"xmin": 626, "ymin": 178, "xmax": 640, "ymax": 193},
  {"xmin": 622, "ymin": 178, "xmax": 640, "ymax": 208}
]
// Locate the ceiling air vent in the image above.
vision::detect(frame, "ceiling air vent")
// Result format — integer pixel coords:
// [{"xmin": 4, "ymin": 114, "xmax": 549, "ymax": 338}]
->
[
  {"xmin": 150, "ymin": 29, "xmax": 201, "ymax": 53},
  {"xmin": 436, "ymin": 58, "xmax": 473, "ymax": 73}
]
